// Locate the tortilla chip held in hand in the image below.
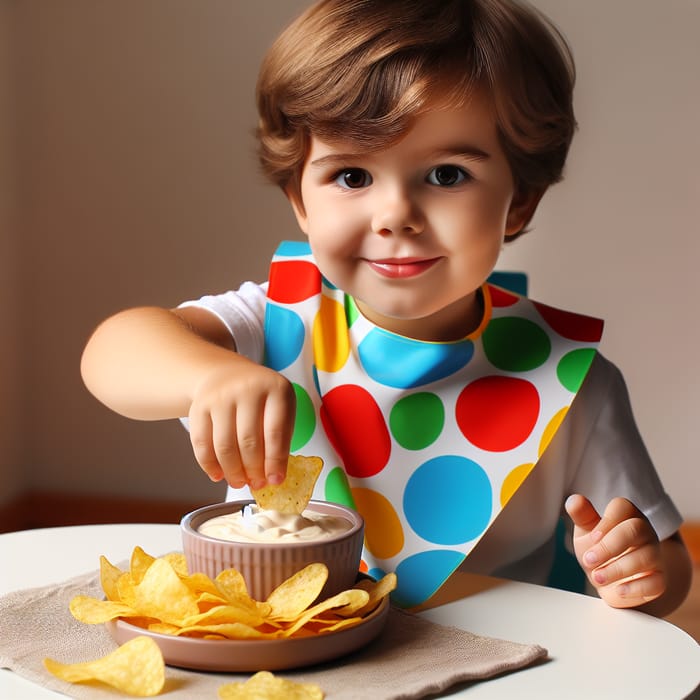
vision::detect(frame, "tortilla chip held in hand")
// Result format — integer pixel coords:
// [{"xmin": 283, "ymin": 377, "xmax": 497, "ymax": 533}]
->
[{"xmin": 251, "ymin": 455, "xmax": 323, "ymax": 514}]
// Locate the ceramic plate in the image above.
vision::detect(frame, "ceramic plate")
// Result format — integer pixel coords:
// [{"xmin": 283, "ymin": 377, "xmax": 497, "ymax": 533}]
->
[{"xmin": 105, "ymin": 595, "xmax": 389, "ymax": 672}]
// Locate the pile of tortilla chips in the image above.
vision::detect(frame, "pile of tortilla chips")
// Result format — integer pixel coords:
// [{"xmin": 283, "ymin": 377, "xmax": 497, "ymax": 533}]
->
[
  {"xmin": 43, "ymin": 454, "xmax": 396, "ymax": 697},
  {"xmin": 74, "ymin": 546, "xmax": 394, "ymax": 639},
  {"xmin": 44, "ymin": 548, "xmax": 394, "ymax": 696}
]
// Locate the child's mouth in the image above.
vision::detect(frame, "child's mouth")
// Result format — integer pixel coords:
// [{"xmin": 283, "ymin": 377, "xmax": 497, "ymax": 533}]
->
[{"xmin": 366, "ymin": 257, "xmax": 442, "ymax": 279}]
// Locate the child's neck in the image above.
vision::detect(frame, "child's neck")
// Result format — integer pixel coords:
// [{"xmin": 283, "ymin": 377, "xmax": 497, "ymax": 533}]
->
[{"xmin": 355, "ymin": 288, "xmax": 485, "ymax": 343}]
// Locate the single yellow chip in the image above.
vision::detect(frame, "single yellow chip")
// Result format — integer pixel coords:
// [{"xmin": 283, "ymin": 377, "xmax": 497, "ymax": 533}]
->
[
  {"xmin": 215, "ymin": 567, "xmax": 250, "ymax": 600},
  {"xmin": 99, "ymin": 555, "xmax": 124, "ymax": 602},
  {"xmin": 196, "ymin": 591, "xmax": 229, "ymax": 612},
  {"xmin": 251, "ymin": 455, "xmax": 323, "ymax": 514},
  {"xmin": 349, "ymin": 572, "xmax": 398, "ymax": 617},
  {"xmin": 132, "ymin": 557, "xmax": 199, "ymax": 626},
  {"xmin": 218, "ymin": 670, "xmax": 324, "ymax": 700},
  {"xmin": 44, "ymin": 636, "xmax": 165, "ymax": 697},
  {"xmin": 266, "ymin": 562, "xmax": 329, "ymax": 620},
  {"xmin": 69, "ymin": 595, "xmax": 137, "ymax": 624},
  {"xmin": 162, "ymin": 552, "xmax": 188, "ymax": 577},
  {"xmin": 281, "ymin": 589, "xmax": 369, "ymax": 637},
  {"xmin": 180, "ymin": 571, "xmax": 222, "ymax": 598},
  {"xmin": 130, "ymin": 546, "xmax": 156, "ymax": 584},
  {"xmin": 308, "ymin": 615, "xmax": 365, "ymax": 633},
  {"xmin": 329, "ymin": 586, "xmax": 372, "ymax": 618},
  {"xmin": 182, "ymin": 601, "xmax": 265, "ymax": 628}
]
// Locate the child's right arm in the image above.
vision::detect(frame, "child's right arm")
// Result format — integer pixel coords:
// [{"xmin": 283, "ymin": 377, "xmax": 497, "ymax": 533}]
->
[{"xmin": 80, "ymin": 306, "xmax": 295, "ymax": 489}]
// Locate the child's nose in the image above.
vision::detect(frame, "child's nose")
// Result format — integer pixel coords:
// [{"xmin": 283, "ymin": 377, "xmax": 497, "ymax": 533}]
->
[{"xmin": 370, "ymin": 186, "xmax": 424, "ymax": 236}]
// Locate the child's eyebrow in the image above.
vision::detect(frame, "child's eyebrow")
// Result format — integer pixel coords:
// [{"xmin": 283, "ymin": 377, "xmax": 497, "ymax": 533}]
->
[
  {"xmin": 308, "ymin": 144, "xmax": 491, "ymax": 170},
  {"xmin": 432, "ymin": 145, "xmax": 491, "ymax": 162},
  {"xmin": 308, "ymin": 153, "xmax": 364, "ymax": 169}
]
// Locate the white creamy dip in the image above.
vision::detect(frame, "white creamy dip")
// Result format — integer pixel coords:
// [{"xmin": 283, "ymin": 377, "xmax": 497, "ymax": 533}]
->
[{"xmin": 198, "ymin": 504, "xmax": 353, "ymax": 543}]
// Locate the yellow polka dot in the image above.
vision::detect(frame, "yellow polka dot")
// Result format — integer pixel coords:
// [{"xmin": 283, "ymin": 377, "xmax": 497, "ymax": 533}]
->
[
  {"xmin": 538, "ymin": 406, "xmax": 568, "ymax": 457},
  {"xmin": 312, "ymin": 295, "xmax": 350, "ymax": 372},
  {"xmin": 500, "ymin": 463, "xmax": 535, "ymax": 506},
  {"xmin": 351, "ymin": 487, "xmax": 404, "ymax": 559}
]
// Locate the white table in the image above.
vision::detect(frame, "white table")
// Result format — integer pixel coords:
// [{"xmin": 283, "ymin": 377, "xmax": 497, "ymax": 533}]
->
[{"xmin": 1, "ymin": 524, "xmax": 698, "ymax": 699}]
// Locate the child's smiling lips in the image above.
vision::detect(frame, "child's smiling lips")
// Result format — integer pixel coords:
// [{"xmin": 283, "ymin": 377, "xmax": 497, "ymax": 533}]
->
[{"xmin": 365, "ymin": 257, "xmax": 442, "ymax": 279}]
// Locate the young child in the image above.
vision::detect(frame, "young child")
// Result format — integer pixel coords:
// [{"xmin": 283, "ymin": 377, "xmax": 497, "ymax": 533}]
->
[{"xmin": 81, "ymin": 0, "xmax": 691, "ymax": 611}]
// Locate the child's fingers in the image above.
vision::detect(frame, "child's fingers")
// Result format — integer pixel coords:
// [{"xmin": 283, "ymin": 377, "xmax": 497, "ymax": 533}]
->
[
  {"xmin": 615, "ymin": 569, "xmax": 666, "ymax": 605},
  {"xmin": 188, "ymin": 410, "xmax": 225, "ymax": 483},
  {"xmin": 231, "ymin": 403, "xmax": 267, "ymax": 490},
  {"xmin": 564, "ymin": 494, "xmax": 601, "ymax": 533},
  {"xmin": 591, "ymin": 497, "xmax": 643, "ymax": 538},
  {"xmin": 262, "ymin": 391, "xmax": 295, "ymax": 486},
  {"xmin": 206, "ymin": 404, "xmax": 249, "ymax": 489},
  {"xmin": 598, "ymin": 569, "xmax": 665, "ymax": 608},
  {"xmin": 589, "ymin": 540, "xmax": 660, "ymax": 587},
  {"xmin": 583, "ymin": 513, "xmax": 656, "ymax": 570},
  {"xmin": 566, "ymin": 495, "xmax": 665, "ymax": 608}
]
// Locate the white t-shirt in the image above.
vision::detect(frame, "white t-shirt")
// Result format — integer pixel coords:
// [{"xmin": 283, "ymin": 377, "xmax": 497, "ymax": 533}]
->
[{"xmin": 180, "ymin": 282, "xmax": 683, "ymax": 585}]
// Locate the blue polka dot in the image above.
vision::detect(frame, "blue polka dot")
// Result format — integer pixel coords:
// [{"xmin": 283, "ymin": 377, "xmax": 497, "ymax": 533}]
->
[
  {"xmin": 404, "ymin": 456, "xmax": 492, "ymax": 544},
  {"xmin": 275, "ymin": 240, "xmax": 312, "ymax": 257},
  {"xmin": 393, "ymin": 550, "xmax": 465, "ymax": 607},
  {"xmin": 312, "ymin": 365, "xmax": 321, "ymax": 395},
  {"xmin": 263, "ymin": 305, "xmax": 304, "ymax": 370},
  {"xmin": 358, "ymin": 329, "xmax": 474, "ymax": 388},
  {"xmin": 367, "ymin": 566, "xmax": 387, "ymax": 582}
]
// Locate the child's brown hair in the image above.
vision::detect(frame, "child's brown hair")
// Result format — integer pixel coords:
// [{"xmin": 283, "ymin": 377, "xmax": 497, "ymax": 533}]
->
[{"xmin": 256, "ymin": 0, "xmax": 576, "ymax": 230}]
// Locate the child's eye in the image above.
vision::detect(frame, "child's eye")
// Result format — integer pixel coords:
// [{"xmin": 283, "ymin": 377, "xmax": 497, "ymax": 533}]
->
[
  {"xmin": 334, "ymin": 168, "xmax": 372, "ymax": 189},
  {"xmin": 426, "ymin": 165, "xmax": 469, "ymax": 187}
]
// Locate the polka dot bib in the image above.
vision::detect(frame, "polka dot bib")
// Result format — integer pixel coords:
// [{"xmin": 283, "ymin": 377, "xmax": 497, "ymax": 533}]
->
[{"xmin": 263, "ymin": 241, "xmax": 604, "ymax": 606}]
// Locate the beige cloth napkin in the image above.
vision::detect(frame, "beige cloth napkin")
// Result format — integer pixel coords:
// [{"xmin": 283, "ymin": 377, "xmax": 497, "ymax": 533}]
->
[{"xmin": 0, "ymin": 568, "xmax": 547, "ymax": 699}]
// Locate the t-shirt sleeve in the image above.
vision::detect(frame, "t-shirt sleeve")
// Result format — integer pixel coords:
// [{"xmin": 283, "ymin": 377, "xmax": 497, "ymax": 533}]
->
[
  {"xmin": 568, "ymin": 354, "xmax": 683, "ymax": 541},
  {"xmin": 178, "ymin": 281, "xmax": 268, "ymax": 363}
]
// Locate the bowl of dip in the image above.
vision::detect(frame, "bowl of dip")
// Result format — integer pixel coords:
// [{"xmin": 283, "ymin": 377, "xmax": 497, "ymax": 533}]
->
[{"xmin": 180, "ymin": 500, "xmax": 364, "ymax": 602}]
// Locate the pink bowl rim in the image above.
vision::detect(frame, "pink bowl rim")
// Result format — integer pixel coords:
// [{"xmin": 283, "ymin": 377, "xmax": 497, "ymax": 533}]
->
[{"xmin": 180, "ymin": 499, "xmax": 364, "ymax": 549}]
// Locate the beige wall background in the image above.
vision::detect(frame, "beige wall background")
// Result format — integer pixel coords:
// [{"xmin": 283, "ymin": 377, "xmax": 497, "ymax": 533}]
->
[{"xmin": 1, "ymin": 1, "xmax": 698, "ymax": 519}]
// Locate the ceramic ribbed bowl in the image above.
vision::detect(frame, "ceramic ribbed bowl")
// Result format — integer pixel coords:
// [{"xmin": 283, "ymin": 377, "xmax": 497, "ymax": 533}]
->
[{"xmin": 180, "ymin": 500, "xmax": 364, "ymax": 602}]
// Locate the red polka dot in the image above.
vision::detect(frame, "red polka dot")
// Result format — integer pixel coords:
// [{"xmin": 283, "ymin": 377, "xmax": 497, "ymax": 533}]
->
[
  {"xmin": 533, "ymin": 302, "xmax": 604, "ymax": 342},
  {"xmin": 268, "ymin": 260, "xmax": 321, "ymax": 303},
  {"xmin": 488, "ymin": 284, "xmax": 519, "ymax": 307},
  {"xmin": 320, "ymin": 385, "xmax": 391, "ymax": 478},
  {"xmin": 456, "ymin": 376, "xmax": 540, "ymax": 451}
]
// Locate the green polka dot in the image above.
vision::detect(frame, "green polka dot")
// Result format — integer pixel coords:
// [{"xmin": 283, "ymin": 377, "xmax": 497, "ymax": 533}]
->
[
  {"xmin": 482, "ymin": 317, "xmax": 551, "ymax": 371},
  {"xmin": 290, "ymin": 383, "xmax": 315, "ymax": 451},
  {"xmin": 389, "ymin": 392, "xmax": 445, "ymax": 450},
  {"xmin": 324, "ymin": 467, "xmax": 357, "ymax": 509},
  {"xmin": 557, "ymin": 348, "xmax": 597, "ymax": 392},
  {"xmin": 345, "ymin": 295, "xmax": 360, "ymax": 327}
]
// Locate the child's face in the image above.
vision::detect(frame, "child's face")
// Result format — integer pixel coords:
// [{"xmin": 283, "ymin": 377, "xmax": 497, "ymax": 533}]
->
[{"xmin": 289, "ymin": 90, "xmax": 537, "ymax": 341}]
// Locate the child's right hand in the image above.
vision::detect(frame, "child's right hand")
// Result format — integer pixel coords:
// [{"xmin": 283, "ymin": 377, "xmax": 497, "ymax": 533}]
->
[
  {"xmin": 187, "ymin": 358, "xmax": 296, "ymax": 490},
  {"xmin": 81, "ymin": 305, "xmax": 296, "ymax": 490}
]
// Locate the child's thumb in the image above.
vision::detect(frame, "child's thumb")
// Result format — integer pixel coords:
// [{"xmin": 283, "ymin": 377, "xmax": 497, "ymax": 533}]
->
[{"xmin": 564, "ymin": 493, "xmax": 601, "ymax": 533}]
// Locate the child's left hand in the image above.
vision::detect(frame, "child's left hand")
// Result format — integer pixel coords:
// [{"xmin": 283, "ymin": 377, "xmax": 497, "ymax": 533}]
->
[{"xmin": 565, "ymin": 494, "xmax": 665, "ymax": 608}]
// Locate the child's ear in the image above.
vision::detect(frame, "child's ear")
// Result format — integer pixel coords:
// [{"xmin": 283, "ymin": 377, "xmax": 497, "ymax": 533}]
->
[
  {"xmin": 505, "ymin": 188, "xmax": 544, "ymax": 238},
  {"xmin": 286, "ymin": 189, "xmax": 309, "ymax": 234}
]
